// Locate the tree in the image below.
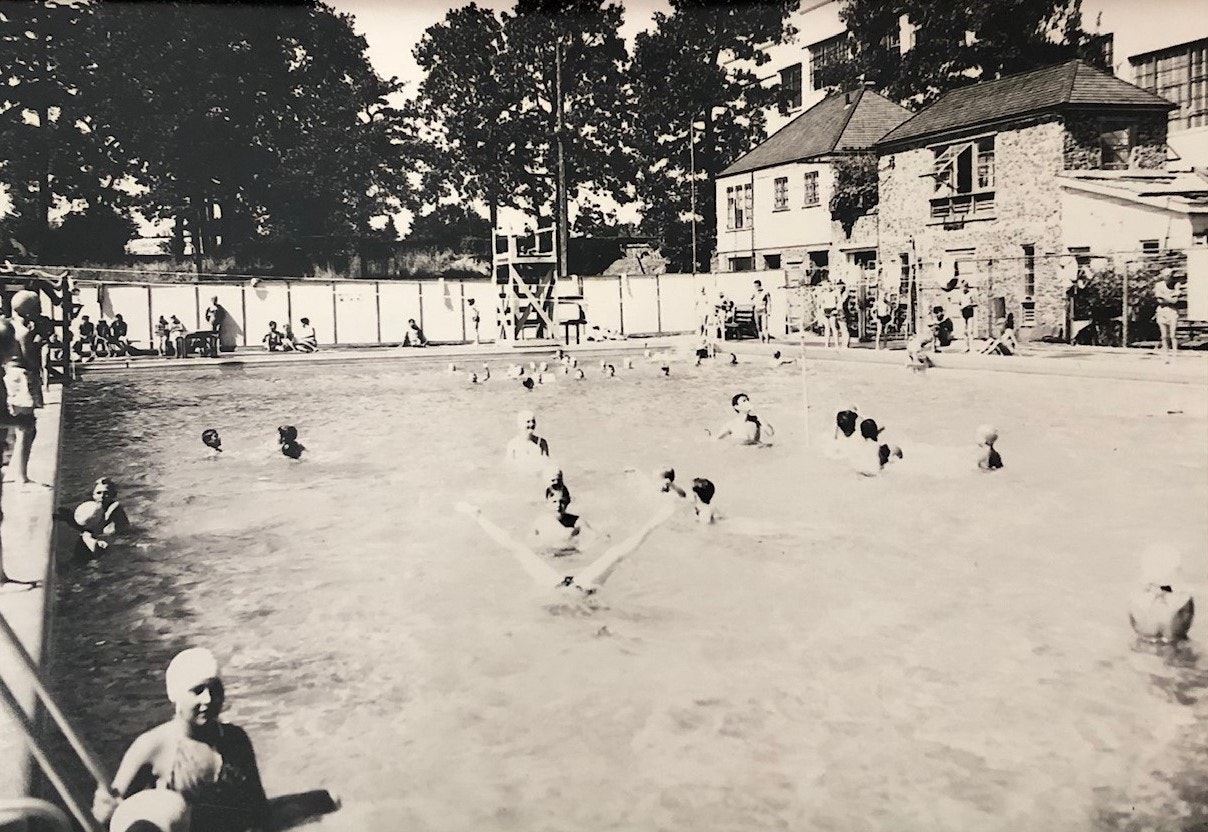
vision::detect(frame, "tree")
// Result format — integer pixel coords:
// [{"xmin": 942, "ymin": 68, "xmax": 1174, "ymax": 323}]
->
[
  {"xmin": 406, "ymin": 203, "xmax": 490, "ymax": 252},
  {"xmin": 629, "ymin": 0, "xmax": 798, "ymax": 273},
  {"xmin": 829, "ymin": 153, "xmax": 878, "ymax": 236},
  {"xmin": 839, "ymin": 0, "xmax": 1093, "ymax": 107},
  {"xmin": 413, "ymin": 0, "xmax": 634, "ymax": 231}
]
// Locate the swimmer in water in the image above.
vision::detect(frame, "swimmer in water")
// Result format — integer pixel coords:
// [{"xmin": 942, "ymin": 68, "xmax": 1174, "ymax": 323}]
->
[
  {"xmin": 976, "ymin": 424, "xmax": 1003, "ymax": 471},
  {"xmin": 712, "ymin": 393, "xmax": 774, "ymax": 445},
  {"xmin": 1130, "ymin": 544, "xmax": 1195, "ymax": 643},
  {"xmin": 768, "ymin": 350, "xmax": 795, "ymax": 368},
  {"xmin": 521, "ymin": 376, "xmax": 535, "ymax": 390},
  {"xmin": 57, "ymin": 477, "xmax": 130, "ymax": 556},
  {"xmin": 506, "ymin": 410, "xmax": 550, "ymax": 465},
  {"xmin": 660, "ymin": 364, "xmax": 671, "ymax": 377},
  {"xmin": 603, "ymin": 363, "xmax": 616, "ymax": 377},
  {"xmin": 834, "ymin": 409, "xmax": 859, "ymax": 441},
  {"xmin": 690, "ymin": 477, "xmax": 718, "ymax": 524},
  {"xmin": 728, "ymin": 353, "xmax": 738, "ymax": 366},
  {"xmin": 574, "ymin": 368, "xmax": 585, "ymax": 380},
  {"xmin": 854, "ymin": 418, "xmax": 902, "ymax": 475},
  {"xmin": 456, "ymin": 499, "xmax": 677, "ymax": 594},
  {"xmin": 624, "ymin": 358, "xmax": 634, "ymax": 370},
  {"xmin": 655, "ymin": 467, "xmax": 687, "ymax": 499},
  {"xmin": 531, "ymin": 484, "xmax": 593, "ymax": 554},
  {"xmin": 201, "ymin": 428, "xmax": 222, "ymax": 455},
  {"xmin": 278, "ymin": 425, "xmax": 305, "ymax": 459}
]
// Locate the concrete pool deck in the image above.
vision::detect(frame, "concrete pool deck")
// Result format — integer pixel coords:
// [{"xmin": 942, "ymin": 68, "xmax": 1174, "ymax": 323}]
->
[{"xmin": 74, "ymin": 335, "xmax": 1208, "ymax": 386}]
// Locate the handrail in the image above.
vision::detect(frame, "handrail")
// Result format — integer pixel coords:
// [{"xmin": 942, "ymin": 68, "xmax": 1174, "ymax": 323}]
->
[
  {"xmin": 0, "ymin": 610, "xmax": 108, "ymax": 832},
  {"xmin": 0, "ymin": 798, "xmax": 72, "ymax": 832}
]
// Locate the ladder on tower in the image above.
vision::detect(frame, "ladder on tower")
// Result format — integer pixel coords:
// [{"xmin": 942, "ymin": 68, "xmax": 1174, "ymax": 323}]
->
[{"xmin": 492, "ymin": 226, "xmax": 565, "ymax": 347}]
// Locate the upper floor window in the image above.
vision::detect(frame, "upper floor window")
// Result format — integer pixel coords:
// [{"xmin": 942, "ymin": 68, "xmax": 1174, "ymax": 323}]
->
[
  {"xmin": 803, "ymin": 171, "xmax": 820, "ymax": 206},
  {"xmin": 931, "ymin": 136, "xmax": 995, "ymax": 221},
  {"xmin": 726, "ymin": 183, "xmax": 753, "ymax": 230},
  {"xmin": 780, "ymin": 63, "xmax": 802, "ymax": 112},
  {"xmin": 810, "ymin": 33, "xmax": 850, "ymax": 91},
  {"xmin": 1100, "ymin": 127, "xmax": 1132, "ymax": 169},
  {"xmin": 773, "ymin": 177, "xmax": 789, "ymax": 211}
]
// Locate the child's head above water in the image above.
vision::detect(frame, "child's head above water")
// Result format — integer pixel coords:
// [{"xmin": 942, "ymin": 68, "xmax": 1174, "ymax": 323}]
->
[
  {"xmin": 517, "ymin": 410, "xmax": 537, "ymax": 431},
  {"xmin": 545, "ymin": 483, "xmax": 571, "ymax": 510},
  {"xmin": 691, "ymin": 478, "xmax": 715, "ymax": 505},
  {"xmin": 522, "ymin": 377, "xmax": 535, "ymax": 390},
  {"xmin": 977, "ymin": 424, "xmax": 998, "ymax": 446},
  {"xmin": 835, "ymin": 409, "xmax": 858, "ymax": 438},
  {"xmin": 731, "ymin": 392, "xmax": 750, "ymax": 412},
  {"xmin": 201, "ymin": 428, "xmax": 222, "ymax": 451},
  {"xmin": 278, "ymin": 425, "xmax": 298, "ymax": 444},
  {"xmin": 859, "ymin": 418, "xmax": 883, "ymax": 441}
]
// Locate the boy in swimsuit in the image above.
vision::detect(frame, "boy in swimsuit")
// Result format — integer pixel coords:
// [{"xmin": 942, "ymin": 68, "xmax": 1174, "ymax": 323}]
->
[
  {"xmin": 57, "ymin": 477, "xmax": 130, "ymax": 556},
  {"xmin": 3, "ymin": 294, "xmax": 45, "ymax": 486},
  {"xmin": 874, "ymin": 290, "xmax": 893, "ymax": 350},
  {"xmin": 92, "ymin": 648, "xmax": 268, "ymax": 832},
  {"xmin": 976, "ymin": 424, "xmax": 1003, "ymax": 471},
  {"xmin": 713, "ymin": 393, "xmax": 774, "ymax": 445},
  {"xmin": 0, "ymin": 322, "xmax": 41, "ymax": 588},
  {"xmin": 957, "ymin": 281, "xmax": 977, "ymax": 352},
  {"xmin": 531, "ymin": 484, "xmax": 592, "ymax": 554},
  {"xmin": 854, "ymin": 418, "xmax": 902, "ymax": 475},
  {"xmin": 768, "ymin": 350, "xmax": 795, "ymax": 368},
  {"xmin": 278, "ymin": 425, "xmax": 305, "ymax": 459},
  {"xmin": 201, "ymin": 429, "xmax": 222, "ymax": 456},
  {"xmin": 1153, "ymin": 268, "xmax": 1181, "ymax": 362}
]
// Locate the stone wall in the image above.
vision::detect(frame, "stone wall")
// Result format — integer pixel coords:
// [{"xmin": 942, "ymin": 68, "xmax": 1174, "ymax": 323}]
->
[
  {"xmin": 878, "ymin": 119, "xmax": 1069, "ymax": 338},
  {"xmin": 1062, "ymin": 111, "xmax": 1169, "ymax": 170}
]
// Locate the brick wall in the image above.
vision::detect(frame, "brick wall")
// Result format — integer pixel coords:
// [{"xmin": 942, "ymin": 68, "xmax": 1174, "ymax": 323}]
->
[{"xmin": 879, "ymin": 119, "xmax": 1069, "ymax": 339}]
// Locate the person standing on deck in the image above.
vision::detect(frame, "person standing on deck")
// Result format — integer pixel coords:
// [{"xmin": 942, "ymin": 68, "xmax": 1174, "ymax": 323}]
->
[
  {"xmin": 1154, "ymin": 268, "xmax": 1181, "ymax": 362},
  {"xmin": 0, "ymin": 316, "xmax": 40, "ymax": 589},
  {"xmin": 467, "ymin": 298, "xmax": 482, "ymax": 344},
  {"xmin": 752, "ymin": 279, "xmax": 772, "ymax": 343}
]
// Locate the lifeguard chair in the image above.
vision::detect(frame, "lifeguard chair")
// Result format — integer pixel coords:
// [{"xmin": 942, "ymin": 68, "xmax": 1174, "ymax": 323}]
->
[{"xmin": 493, "ymin": 226, "xmax": 584, "ymax": 347}]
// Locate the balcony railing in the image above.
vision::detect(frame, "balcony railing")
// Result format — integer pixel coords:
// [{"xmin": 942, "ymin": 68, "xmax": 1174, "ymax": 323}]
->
[{"xmin": 930, "ymin": 192, "xmax": 996, "ymax": 221}]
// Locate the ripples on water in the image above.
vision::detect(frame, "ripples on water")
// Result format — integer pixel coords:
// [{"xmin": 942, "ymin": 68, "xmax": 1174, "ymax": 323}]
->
[{"xmin": 44, "ymin": 355, "xmax": 1208, "ymax": 831}]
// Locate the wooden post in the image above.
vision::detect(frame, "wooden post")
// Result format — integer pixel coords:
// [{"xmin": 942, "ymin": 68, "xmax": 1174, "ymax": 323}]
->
[
  {"xmin": 617, "ymin": 274, "xmax": 625, "ymax": 335},
  {"xmin": 240, "ymin": 285, "xmax": 248, "ymax": 347},
  {"xmin": 459, "ymin": 280, "xmax": 467, "ymax": 343},
  {"xmin": 146, "ymin": 285, "xmax": 154, "ymax": 345},
  {"xmin": 1121, "ymin": 258, "xmax": 1129, "ymax": 348},
  {"xmin": 330, "ymin": 283, "xmax": 338, "ymax": 344},
  {"xmin": 655, "ymin": 273, "xmax": 662, "ymax": 335},
  {"xmin": 375, "ymin": 282, "xmax": 382, "ymax": 345}
]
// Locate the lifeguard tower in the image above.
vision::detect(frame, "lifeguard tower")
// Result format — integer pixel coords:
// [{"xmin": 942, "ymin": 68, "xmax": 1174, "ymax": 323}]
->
[
  {"xmin": 492, "ymin": 226, "xmax": 585, "ymax": 347},
  {"xmin": 0, "ymin": 262, "xmax": 74, "ymax": 385}
]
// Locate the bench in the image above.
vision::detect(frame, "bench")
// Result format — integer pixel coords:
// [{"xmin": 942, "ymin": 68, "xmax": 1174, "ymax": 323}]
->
[
  {"xmin": 182, "ymin": 331, "xmax": 220, "ymax": 357},
  {"xmin": 724, "ymin": 304, "xmax": 760, "ymax": 340}
]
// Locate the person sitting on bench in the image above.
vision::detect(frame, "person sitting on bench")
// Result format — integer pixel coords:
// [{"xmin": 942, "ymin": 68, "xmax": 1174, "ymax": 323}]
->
[{"xmin": 979, "ymin": 312, "xmax": 1017, "ymax": 356}]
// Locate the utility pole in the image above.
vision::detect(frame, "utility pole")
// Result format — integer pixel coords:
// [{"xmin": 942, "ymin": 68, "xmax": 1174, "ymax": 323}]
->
[
  {"xmin": 690, "ymin": 121, "xmax": 697, "ymax": 275},
  {"xmin": 554, "ymin": 36, "xmax": 569, "ymax": 281}
]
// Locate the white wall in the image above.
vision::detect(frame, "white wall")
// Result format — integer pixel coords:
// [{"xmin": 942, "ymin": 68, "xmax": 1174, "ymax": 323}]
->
[
  {"xmin": 1060, "ymin": 188, "xmax": 1200, "ymax": 253},
  {"xmin": 716, "ymin": 163, "xmax": 835, "ymax": 266}
]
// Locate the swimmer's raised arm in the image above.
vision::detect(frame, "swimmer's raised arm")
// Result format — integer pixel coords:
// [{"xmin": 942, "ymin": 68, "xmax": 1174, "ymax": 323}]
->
[
  {"xmin": 456, "ymin": 502, "xmax": 563, "ymax": 587},
  {"xmin": 574, "ymin": 502, "xmax": 676, "ymax": 591}
]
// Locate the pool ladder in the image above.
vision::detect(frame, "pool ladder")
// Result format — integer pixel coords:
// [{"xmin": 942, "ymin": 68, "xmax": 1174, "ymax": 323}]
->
[{"xmin": 0, "ymin": 611, "xmax": 108, "ymax": 832}]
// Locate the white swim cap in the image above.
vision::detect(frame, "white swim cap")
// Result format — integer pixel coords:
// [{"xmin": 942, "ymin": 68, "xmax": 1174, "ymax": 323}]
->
[
  {"xmin": 977, "ymin": 424, "xmax": 998, "ymax": 445},
  {"xmin": 109, "ymin": 789, "xmax": 191, "ymax": 832},
  {"xmin": 165, "ymin": 648, "xmax": 220, "ymax": 703},
  {"xmin": 516, "ymin": 410, "xmax": 536, "ymax": 429},
  {"xmin": 74, "ymin": 502, "xmax": 106, "ymax": 530},
  {"xmin": 11, "ymin": 290, "xmax": 41, "ymax": 317}
]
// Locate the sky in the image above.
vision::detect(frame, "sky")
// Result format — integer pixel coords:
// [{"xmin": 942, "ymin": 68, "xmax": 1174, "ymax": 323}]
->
[{"xmin": 327, "ymin": 0, "xmax": 672, "ymax": 98}]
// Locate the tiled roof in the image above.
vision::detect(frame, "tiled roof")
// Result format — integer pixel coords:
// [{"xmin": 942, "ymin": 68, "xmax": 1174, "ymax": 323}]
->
[
  {"xmin": 878, "ymin": 60, "xmax": 1176, "ymax": 149},
  {"xmin": 719, "ymin": 88, "xmax": 911, "ymax": 177}
]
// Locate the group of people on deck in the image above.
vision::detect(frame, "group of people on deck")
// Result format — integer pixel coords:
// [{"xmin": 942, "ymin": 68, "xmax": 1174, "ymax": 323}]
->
[{"xmin": 261, "ymin": 318, "xmax": 319, "ymax": 353}]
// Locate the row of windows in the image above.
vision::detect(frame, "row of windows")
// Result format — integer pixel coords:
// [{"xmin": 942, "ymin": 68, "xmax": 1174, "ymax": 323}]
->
[
  {"xmin": 1133, "ymin": 38, "xmax": 1208, "ymax": 130},
  {"xmin": 726, "ymin": 173, "xmax": 820, "ymax": 229}
]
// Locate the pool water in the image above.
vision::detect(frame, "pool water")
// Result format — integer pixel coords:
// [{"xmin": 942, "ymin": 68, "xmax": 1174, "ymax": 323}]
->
[{"xmin": 48, "ymin": 354, "xmax": 1208, "ymax": 831}]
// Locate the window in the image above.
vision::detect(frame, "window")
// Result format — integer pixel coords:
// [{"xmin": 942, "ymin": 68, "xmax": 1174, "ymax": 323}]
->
[
  {"xmin": 1022, "ymin": 245, "xmax": 1036, "ymax": 298},
  {"xmin": 764, "ymin": 254, "xmax": 782, "ymax": 270},
  {"xmin": 779, "ymin": 63, "xmax": 803, "ymax": 112},
  {"xmin": 850, "ymin": 250, "xmax": 877, "ymax": 275},
  {"xmin": 809, "ymin": 33, "xmax": 850, "ymax": 91},
  {"xmin": 931, "ymin": 137, "xmax": 995, "ymax": 220},
  {"xmin": 1080, "ymin": 33, "xmax": 1114, "ymax": 71},
  {"xmin": 1141, "ymin": 239, "xmax": 1161, "ymax": 255},
  {"xmin": 729, "ymin": 256, "xmax": 754, "ymax": 272},
  {"xmin": 1132, "ymin": 38, "xmax": 1208, "ymax": 130},
  {"xmin": 726, "ymin": 183, "xmax": 753, "ymax": 229},
  {"xmin": 1100, "ymin": 127, "xmax": 1132, "ymax": 169},
  {"xmin": 803, "ymin": 171, "xmax": 819, "ymax": 206},
  {"xmin": 899, "ymin": 253, "xmax": 911, "ymax": 295},
  {"xmin": 773, "ymin": 177, "xmax": 789, "ymax": 211},
  {"xmin": 807, "ymin": 250, "xmax": 829, "ymax": 284}
]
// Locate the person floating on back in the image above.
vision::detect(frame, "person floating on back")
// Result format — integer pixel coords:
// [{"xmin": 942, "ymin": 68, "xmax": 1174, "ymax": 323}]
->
[
  {"xmin": 201, "ymin": 428, "xmax": 222, "ymax": 456},
  {"xmin": 976, "ymin": 424, "xmax": 1003, "ymax": 471},
  {"xmin": 278, "ymin": 425, "xmax": 305, "ymax": 459}
]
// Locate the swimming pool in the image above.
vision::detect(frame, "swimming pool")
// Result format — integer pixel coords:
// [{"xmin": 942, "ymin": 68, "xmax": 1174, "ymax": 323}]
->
[{"xmin": 48, "ymin": 354, "xmax": 1208, "ymax": 831}]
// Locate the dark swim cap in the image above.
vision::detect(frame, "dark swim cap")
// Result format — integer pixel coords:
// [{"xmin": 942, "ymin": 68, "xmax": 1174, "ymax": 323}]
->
[
  {"xmin": 835, "ymin": 410, "xmax": 858, "ymax": 438},
  {"xmin": 278, "ymin": 425, "xmax": 298, "ymax": 443},
  {"xmin": 691, "ymin": 478, "xmax": 716, "ymax": 505},
  {"xmin": 201, "ymin": 428, "xmax": 221, "ymax": 449},
  {"xmin": 731, "ymin": 392, "xmax": 749, "ymax": 409},
  {"xmin": 860, "ymin": 418, "xmax": 883, "ymax": 441},
  {"xmin": 522, "ymin": 377, "xmax": 535, "ymax": 390}
]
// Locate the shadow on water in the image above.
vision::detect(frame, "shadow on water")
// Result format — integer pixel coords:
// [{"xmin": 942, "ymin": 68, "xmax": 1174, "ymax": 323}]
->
[{"xmin": 269, "ymin": 788, "xmax": 341, "ymax": 830}]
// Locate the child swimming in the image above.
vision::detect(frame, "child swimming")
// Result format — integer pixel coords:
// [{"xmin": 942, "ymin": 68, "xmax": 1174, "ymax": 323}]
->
[
  {"xmin": 201, "ymin": 428, "xmax": 222, "ymax": 454},
  {"xmin": 531, "ymin": 483, "xmax": 592, "ymax": 555},
  {"xmin": 976, "ymin": 424, "xmax": 1003, "ymax": 470},
  {"xmin": 655, "ymin": 467, "xmax": 687, "ymax": 499},
  {"xmin": 278, "ymin": 425, "xmax": 305, "ymax": 459},
  {"xmin": 506, "ymin": 410, "xmax": 550, "ymax": 466},
  {"xmin": 712, "ymin": 393, "xmax": 774, "ymax": 446},
  {"xmin": 768, "ymin": 351, "xmax": 795, "ymax": 368},
  {"xmin": 690, "ymin": 477, "xmax": 718, "ymax": 524},
  {"xmin": 57, "ymin": 477, "xmax": 130, "ymax": 556},
  {"xmin": 1130, "ymin": 544, "xmax": 1194, "ymax": 643},
  {"xmin": 853, "ymin": 418, "xmax": 903, "ymax": 475}
]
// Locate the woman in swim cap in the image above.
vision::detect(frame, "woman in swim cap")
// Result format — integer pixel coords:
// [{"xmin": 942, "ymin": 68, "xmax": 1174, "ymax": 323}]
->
[
  {"xmin": 976, "ymin": 424, "xmax": 1003, "ymax": 471},
  {"xmin": 92, "ymin": 648, "xmax": 268, "ymax": 832}
]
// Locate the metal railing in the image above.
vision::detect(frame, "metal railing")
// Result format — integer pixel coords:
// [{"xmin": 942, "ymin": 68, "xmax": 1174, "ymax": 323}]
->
[
  {"xmin": 0, "ymin": 798, "xmax": 71, "ymax": 832},
  {"xmin": 0, "ymin": 611, "xmax": 109, "ymax": 832}
]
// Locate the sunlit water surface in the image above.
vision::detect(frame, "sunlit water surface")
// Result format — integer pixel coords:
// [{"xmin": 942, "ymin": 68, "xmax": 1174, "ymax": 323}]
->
[{"xmin": 48, "ymin": 354, "xmax": 1208, "ymax": 831}]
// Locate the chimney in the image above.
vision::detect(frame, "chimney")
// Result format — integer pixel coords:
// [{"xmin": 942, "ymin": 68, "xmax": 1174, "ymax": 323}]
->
[{"xmin": 864, "ymin": 79, "xmax": 877, "ymax": 90}]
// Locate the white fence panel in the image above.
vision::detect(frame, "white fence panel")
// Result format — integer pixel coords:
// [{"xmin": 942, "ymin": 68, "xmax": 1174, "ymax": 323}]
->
[
  {"xmin": 657, "ymin": 274, "xmax": 702, "ymax": 333},
  {"xmin": 332, "ymin": 282, "xmax": 378, "ymax": 345},
  {"xmin": 102, "ymin": 285, "xmax": 152, "ymax": 345},
  {"xmin": 420, "ymin": 278, "xmax": 465, "ymax": 344},
  {"xmin": 619, "ymin": 274, "xmax": 660, "ymax": 335},
  {"xmin": 582, "ymin": 276, "xmax": 621, "ymax": 334},
  {"xmin": 290, "ymin": 282, "xmax": 336, "ymax": 346},
  {"xmin": 377, "ymin": 282, "xmax": 421, "ymax": 343},
  {"xmin": 150, "ymin": 285, "xmax": 200, "ymax": 336},
  {"xmin": 244, "ymin": 283, "xmax": 290, "ymax": 347}
]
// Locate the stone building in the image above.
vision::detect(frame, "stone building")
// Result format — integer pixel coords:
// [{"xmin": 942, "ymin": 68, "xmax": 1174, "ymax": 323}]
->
[
  {"xmin": 714, "ymin": 85, "xmax": 911, "ymax": 282},
  {"xmin": 876, "ymin": 59, "xmax": 1178, "ymax": 340}
]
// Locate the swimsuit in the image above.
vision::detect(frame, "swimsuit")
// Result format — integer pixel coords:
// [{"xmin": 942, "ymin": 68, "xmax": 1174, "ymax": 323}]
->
[{"xmin": 160, "ymin": 724, "xmax": 266, "ymax": 832}]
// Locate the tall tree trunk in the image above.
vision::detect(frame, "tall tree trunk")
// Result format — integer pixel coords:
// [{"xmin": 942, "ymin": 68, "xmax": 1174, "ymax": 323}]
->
[{"xmin": 190, "ymin": 195, "xmax": 206, "ymax": 275}]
